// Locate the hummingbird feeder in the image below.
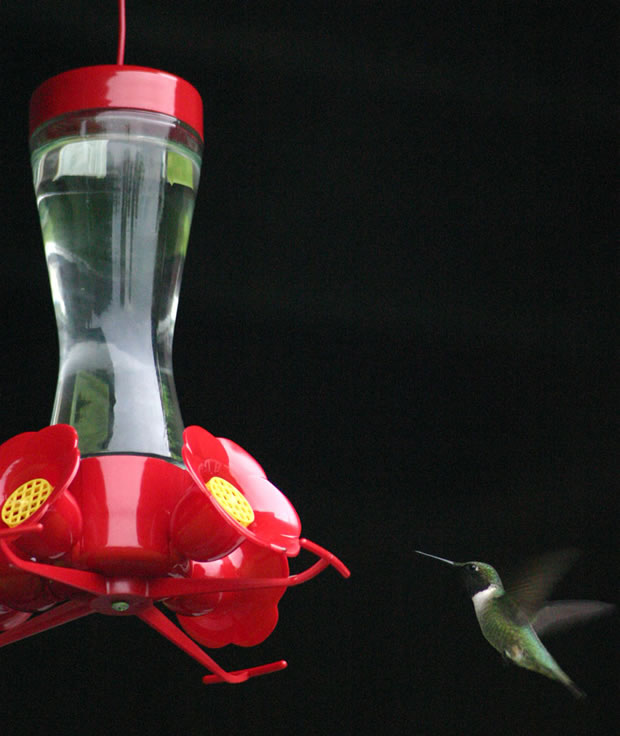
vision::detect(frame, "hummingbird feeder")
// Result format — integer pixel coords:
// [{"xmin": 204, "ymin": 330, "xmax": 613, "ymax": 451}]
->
[{"xmin": 0, "ymin": 0, "xmax": 349, "ymax": 684}]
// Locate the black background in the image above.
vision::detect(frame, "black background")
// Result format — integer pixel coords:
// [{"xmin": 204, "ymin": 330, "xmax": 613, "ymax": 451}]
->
[{"xmin": 0, "ymin": 2, "xmax": 617, "ymax": 735}]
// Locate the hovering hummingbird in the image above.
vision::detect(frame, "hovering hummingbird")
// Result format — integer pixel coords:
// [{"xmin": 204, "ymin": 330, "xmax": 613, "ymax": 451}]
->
[{"xmin": 416, "ymin": 549, "xmax": 615, "ymax": 698}]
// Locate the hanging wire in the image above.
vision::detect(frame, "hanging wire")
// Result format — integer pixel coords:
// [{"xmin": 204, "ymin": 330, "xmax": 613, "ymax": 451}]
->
[{"xmin": 116, "ymin": 0, "xmax": 126, "ymax": 65}]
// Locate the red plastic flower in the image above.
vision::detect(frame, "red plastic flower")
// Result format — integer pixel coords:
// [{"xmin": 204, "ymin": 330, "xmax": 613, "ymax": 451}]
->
[
  {"xmin": 170, "ymin": 426, "xmax": 301, "ymax": 562},
  {"xmin": 0, "ymin": 424, "xmax": 349, "ymax": 685},
  {"xmin": 172, "ymin": 542, "xmax": 289, "ymax": 648},
  {"xmin": 0, "ymin": 425, "xmax": 81, "ymax": 559}
]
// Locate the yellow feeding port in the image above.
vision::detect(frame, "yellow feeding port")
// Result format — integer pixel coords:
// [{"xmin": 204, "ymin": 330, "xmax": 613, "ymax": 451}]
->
[
  {"xmin": 1, "ymin": 478, "xmax": 54, "ymax": 527},
  {"xmin": 205, "ymin": 476, "xmax": 255, "ymax": 527}
]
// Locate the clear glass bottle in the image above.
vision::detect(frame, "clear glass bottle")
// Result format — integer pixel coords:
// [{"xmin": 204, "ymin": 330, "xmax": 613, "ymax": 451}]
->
[{"xmin": 29, "ymin": 66, "xmax": 203, "ymax": 462}]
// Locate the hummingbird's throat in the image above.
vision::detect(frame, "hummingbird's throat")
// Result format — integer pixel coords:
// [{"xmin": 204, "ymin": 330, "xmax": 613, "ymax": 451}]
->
[{"xmin": 472, "ymin": 584, "xmax": 499, "ymax": 613}]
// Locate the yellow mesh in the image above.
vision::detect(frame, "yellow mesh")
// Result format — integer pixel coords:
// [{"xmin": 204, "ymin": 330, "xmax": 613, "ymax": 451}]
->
[
  {"xmin": 1, "ymin": 478, "xmax": 54, "ymax": 528},
  {"xmin": 205, "ymin": 476, "xmax": 255, "ymax": 527}
]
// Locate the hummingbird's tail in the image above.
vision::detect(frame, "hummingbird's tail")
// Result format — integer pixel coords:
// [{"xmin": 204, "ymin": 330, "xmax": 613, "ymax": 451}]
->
[
  {"xmin": 544, "ymin": 659, "xmax": 586, "ymax": 699},
  {"xmin": 562, "ymin": 677, "xmax": 586, "ymax": 699},
  {"xmin": 521, "ymin": 626, "xmax": 587, "ymax": 699}
]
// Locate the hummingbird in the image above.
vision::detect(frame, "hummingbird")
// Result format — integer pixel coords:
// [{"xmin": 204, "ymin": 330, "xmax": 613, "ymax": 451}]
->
[{"xmin": 416, "ymin": 549, "xmax": 615, "ymax": 698}]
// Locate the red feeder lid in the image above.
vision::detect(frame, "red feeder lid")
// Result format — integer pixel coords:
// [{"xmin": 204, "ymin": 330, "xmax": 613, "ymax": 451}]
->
[{"xmin": 29, "ymin": 65, "xmax": 203, "ymax": 140}]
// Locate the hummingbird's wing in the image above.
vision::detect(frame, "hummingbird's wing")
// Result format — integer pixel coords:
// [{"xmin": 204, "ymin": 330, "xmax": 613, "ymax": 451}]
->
[
  {"xmin": 532, "ymin": 600, "xmax": 616, "ymax": 637},
  {"xmin": 504, "ymin": 549, "xmax": 580, "ymax": 623}
]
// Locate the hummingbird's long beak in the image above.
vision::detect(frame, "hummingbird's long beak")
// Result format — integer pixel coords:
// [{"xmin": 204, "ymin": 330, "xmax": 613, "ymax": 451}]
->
[{"xmin": 415, "ymin": 550, "xmax": 457, "ymax": 566}]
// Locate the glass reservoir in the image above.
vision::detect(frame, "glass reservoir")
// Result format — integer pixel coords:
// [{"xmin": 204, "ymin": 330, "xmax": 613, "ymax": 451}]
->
[{"xmin": 30, "ymin": 110, "xmax": 202, "ymax": 461}]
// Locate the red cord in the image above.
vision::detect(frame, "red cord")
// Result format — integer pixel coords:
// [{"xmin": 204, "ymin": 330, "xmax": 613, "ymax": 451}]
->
[{"xmin": 116, "ymin": 0, "xmax": 126, "ymax": 65}]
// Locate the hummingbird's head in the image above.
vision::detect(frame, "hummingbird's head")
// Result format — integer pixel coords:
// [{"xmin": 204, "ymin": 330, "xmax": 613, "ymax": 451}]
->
[
  {"xmin": 458, "ymin": 561, "xmax": 503, "ymax": 597},
  {"xmin": 415, "ymin": 551, "xmax": 505, "ymax": 597}
]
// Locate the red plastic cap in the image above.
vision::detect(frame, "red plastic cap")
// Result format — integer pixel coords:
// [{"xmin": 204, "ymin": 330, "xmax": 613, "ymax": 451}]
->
[{"xmin": 29, "ymin": 65, "xmax": 203, "ymax": 140}]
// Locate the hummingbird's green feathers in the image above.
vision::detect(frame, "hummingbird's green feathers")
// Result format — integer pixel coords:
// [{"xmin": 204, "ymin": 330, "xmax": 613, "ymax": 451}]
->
[
  {"xmin": 474, "ymin": 593, "xmax": 519, "ymax": 651},
  {"xmin": 504, "ymin": 548, "xmax": 581, "ymax": 623},
  {"xmin": 476, "ymin": 595, "xmax": 587, "ymax": 698},
  {"xmin": 531, "ymin": 600, "xmax": 616, "ymax": 637}
]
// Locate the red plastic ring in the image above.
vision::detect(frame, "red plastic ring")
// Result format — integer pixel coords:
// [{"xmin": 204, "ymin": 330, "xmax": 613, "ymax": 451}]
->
[{"xmin": 29, "ymin": 65, "xmax": 203, "ymax": 140}]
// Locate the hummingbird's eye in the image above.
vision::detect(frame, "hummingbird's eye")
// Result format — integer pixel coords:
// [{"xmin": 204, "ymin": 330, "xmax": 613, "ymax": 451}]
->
[{"xmin": 467, "ymin": 563, "xmax": 479, "ymax": 572}]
